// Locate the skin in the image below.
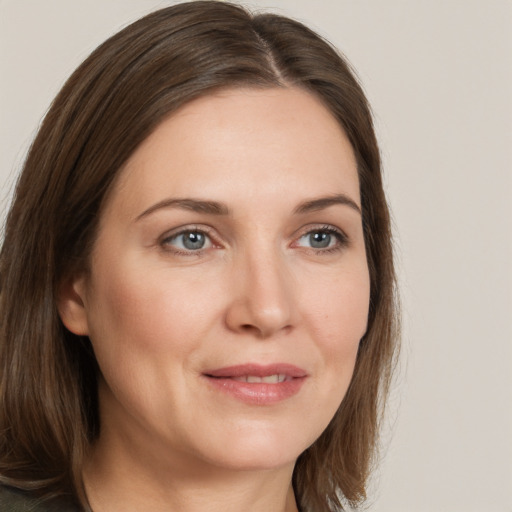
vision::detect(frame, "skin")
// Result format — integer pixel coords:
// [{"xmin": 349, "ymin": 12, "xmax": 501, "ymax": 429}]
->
[{"xmin": 59, "ymin": 87, "xmax": 370, "ymax": 512}]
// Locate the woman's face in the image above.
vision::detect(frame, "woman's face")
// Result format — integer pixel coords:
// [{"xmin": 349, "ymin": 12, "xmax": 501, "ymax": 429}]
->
[{"xmin": 61, "ymin": 87, "xmax": 370, "ymax": 474}]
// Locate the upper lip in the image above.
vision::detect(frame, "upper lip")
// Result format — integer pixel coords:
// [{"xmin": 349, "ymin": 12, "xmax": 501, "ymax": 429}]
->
[{"xmin": 204, "ymin": 363, "xmax": 308, "ymax": 379}]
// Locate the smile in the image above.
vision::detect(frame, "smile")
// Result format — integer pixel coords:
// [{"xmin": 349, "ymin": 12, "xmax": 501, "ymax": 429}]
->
[
  {"xmin": 203, "ymin": 364, "xmax": 308, "ymax": 405},
  {"xmin": 232, "ymin": 374, "xmax": 288, "ymax": 383}
]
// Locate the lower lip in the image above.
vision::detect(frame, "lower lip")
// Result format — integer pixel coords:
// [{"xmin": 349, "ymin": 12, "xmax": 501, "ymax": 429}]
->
[{"xmin": 204, "ymin": 376, "xmax": 307, "ymax": 405}]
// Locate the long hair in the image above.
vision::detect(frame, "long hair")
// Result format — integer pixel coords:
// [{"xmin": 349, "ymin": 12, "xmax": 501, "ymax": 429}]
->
[{"xmin": 0, "ymin": 2, "xmax": 399, "ymax": 510}]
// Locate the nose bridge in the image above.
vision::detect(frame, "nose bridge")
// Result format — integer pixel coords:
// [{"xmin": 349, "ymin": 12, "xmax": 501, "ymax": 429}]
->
[{"xmin": 226, "ymin": 234, "xmax": 295, "ymax": 338}]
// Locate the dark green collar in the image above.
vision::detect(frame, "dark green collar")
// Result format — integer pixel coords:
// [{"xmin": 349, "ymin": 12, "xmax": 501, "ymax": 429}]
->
[{"xmin": 0, "ymin": 486, "xmax": 80, "ymax": 512}]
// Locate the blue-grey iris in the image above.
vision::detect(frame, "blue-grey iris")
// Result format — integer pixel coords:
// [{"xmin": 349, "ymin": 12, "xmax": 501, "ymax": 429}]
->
[
  {"xmin": 183, "ymin": 231, "xmax": 206, "ymax": 250},
  {"xmin": 309, "ymin": 231, "xmax": 331, "ymax": 248}
]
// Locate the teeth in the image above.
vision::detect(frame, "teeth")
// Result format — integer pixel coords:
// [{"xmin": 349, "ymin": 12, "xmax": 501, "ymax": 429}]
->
[
  {"xmin": 262, "ymin": 374, "xmax": 286, "ymax": 383},
  {"xmin": 233, "ymin": 374, "xmax": 287, "ymax": 383}
]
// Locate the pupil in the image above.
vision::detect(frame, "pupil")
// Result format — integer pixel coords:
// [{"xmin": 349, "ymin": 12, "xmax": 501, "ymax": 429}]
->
[
  {"xmin": 183, "ymin": 232, "xmax": 205, "ymax": 250},
  {"xmin": 310, "ymin": 231, "xmax": 331, "ymax": 248}
]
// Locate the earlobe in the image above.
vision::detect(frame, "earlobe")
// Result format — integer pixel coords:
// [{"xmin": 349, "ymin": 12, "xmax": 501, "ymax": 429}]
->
[{"xmin": 57, "ymin": 274, "xmax": 90, "ymax": 336}]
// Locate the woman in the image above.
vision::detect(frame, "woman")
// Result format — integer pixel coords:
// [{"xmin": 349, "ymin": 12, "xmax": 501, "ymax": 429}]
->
[{"xmin": 0, "ymin": 2, "xmax": 398, "ymax": 511}]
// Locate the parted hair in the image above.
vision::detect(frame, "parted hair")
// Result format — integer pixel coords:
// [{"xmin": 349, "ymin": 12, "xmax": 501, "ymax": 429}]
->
[{"xmin": 0, "ymin": 2, "xmax": 398, "ymax": 511}]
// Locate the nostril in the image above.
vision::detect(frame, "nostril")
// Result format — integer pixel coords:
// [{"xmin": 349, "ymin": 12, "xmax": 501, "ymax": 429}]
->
[{"xmin": 240, "ymin": 323, "xmax": 260, "ymax": 334}]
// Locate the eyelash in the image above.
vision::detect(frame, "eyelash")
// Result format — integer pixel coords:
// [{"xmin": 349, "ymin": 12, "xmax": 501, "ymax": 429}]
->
[
  {"xmin": 160, "ymin": 225, "xmax": 216, "ymax": 256},
  {"xmin": 159, "ymin": 224, "xmax": 348, "ymax": 256},
  {"xmin": 295, "ymin": 225, "xmax": 349, "ymax": 254}
]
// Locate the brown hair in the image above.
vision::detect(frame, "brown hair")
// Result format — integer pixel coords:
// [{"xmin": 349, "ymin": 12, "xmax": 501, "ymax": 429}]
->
[{"xmin": 0, "ymin": 2, "xmax": 399, "ymax": 510}]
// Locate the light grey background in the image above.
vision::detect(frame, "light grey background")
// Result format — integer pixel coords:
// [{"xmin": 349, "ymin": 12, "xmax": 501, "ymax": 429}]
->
[{"xmin": 1, "ymin": 1, "xmax": 511, "ymax": 511}]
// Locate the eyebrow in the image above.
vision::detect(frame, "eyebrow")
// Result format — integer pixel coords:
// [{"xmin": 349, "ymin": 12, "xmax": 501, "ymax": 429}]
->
[
  {"xmin": 293, "ymin": 194, "xmax": 361, "ymax": 215},
  {"xmin": 136, "ymin": 198, "xmax": 230, "ymax": 221},
  {"xmin": 135, "ymin": 193, "xmax": 361, "ymax": 222}
]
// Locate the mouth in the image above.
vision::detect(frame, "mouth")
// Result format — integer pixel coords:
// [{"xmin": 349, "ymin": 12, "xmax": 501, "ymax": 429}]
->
[{"xmin": 202, "ymin": 363, "xmax": 308, "ymax": 405}]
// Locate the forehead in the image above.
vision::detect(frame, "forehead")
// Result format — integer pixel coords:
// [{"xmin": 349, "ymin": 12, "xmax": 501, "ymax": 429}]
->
[{"xmin": 107, "ymin": 86, "xmax": 360, "ymax": 216}]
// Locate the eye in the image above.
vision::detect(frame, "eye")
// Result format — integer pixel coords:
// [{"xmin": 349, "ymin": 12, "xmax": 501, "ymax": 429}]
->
[
  {"xmin": 295, "ymin": 227, "xmax": 347, "ymax": 251},
  {"xmin": 162, "ymin": 229, "xmax": 213, "ymax": 252}
]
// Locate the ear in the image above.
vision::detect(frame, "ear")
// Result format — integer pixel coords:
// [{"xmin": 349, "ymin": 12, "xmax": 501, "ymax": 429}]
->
[{"xmin": 57, "ymin": 274, "xmax": 90, "ymax": 336}]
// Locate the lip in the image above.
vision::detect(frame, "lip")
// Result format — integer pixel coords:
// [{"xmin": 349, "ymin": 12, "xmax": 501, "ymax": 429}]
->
[{"xmin": 203, "ymin": 363, "xmax": 308, "ymax": 405}]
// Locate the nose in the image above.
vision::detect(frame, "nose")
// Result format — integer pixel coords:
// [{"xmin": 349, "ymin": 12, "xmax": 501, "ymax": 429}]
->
[{"xmin": 224, "ymin": 249, "xmax": 296, "ymax": 339}]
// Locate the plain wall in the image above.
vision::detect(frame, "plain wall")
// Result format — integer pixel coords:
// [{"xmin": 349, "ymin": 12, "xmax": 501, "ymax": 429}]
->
[{"xmin": 1, "ymin": 1, "xmax": 511, "ymax": 510}]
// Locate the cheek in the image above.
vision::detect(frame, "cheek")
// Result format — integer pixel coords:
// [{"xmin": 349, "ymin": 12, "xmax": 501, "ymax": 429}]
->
[
  {"xmin": 300, "ymin": 263, "xmax": 370, "ymax": 396},
  {"xmin": 83, "ymin": 261, "xmax": 221, "ymax": 423},
  {"xmin": 306, "ymin": 268, "xmax": 370, "ymax": 348},
  {"xmin": 81, "ymin": 259, "xmax": 212, "ymax": 355}
]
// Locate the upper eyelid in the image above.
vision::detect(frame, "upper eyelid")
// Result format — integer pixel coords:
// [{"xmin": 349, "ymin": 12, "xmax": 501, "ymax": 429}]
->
[
  {"xmin": 159, "ymin": 226, "xmax": 218, "ymax": 255},
  {"xmin": 160, "ymin": 224, "xmax": 215, "ymax": 242},
  {"xmin": 291, "ymin": 224, "xmax": 350, "ymax": 251},
  {"xmin": 294, "ymin": 223, "xmax": 348, "ymax": 239}
]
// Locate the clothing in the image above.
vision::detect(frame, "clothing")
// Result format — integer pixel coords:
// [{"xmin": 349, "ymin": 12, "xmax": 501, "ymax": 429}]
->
[{"xmin": 0, "ymin": 486, "xmax": 79, "ymax": 512}]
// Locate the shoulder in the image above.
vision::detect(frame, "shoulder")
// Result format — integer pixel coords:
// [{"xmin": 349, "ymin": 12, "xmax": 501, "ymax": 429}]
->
[{"xmin": 0, "ymin": 486, "xmax": 80, "ymax": 512}]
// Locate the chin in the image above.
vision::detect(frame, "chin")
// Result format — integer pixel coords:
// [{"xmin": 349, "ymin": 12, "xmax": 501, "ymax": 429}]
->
[
  {"xmin": 193, "ymin": 424, "xmax": 314, "ymax": 472},
  {"xmin": 207, "ymin": 448, "xmax": 298, "ymax": 473}
]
